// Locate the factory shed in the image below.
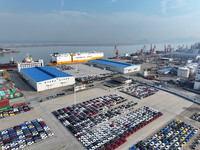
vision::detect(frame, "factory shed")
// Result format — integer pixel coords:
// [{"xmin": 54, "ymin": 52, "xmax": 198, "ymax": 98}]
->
[
  {"xmin": 88, "ymin": 59, "xmax": 140, "ymax": 74},
  {"xmin": 111, "ymin": 76, "xmax": 132, "ymax": 84},
  {"xmin": 157, "ymin": 67, "xmax": 174, "ymax": 75},
  {"xmin": 20, "ymin": 66, "xmax": 75, "ymax": 92},
  {"xmin": 160, "ymin": 58, "xmax": 173, "ymax": 62}
]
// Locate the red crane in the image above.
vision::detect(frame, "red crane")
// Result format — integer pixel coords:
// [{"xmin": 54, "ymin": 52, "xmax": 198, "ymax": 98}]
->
[
  {"xmin": 114, "ymin": 45, "xmax": 119, "ymax": 59},
  {"xmin": 150, "ymin": 44, "xmax": 156, "ymax": 55}
]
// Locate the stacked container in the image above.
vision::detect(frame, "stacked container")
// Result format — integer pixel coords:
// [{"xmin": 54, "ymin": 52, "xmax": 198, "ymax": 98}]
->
[
  {"xmin": 0, "ymin": 82, "xmax": 23, "ymax": 101},
  {"xmin": 0, "ymin": 82, "xmax": 23, "ymax": 110},
  {"xmin": 0, "ymin": 99, "xmax": 10, "ymax": 111}
]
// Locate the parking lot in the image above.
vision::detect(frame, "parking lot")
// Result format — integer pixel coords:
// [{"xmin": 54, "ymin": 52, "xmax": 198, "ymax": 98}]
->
[
  {"xmin": 130, "ymin": 119, "xmax": 199, "ymax": 150},
  {"xmin": 1, "ymin": 74, "xmax": 200, "ymax": 150},
  {"xmin": 119, "ymin": 84, "xmax": 159, "ymax": 99},
  {"xmin": 34, "ymin": 87, "xmax": 198, "ymax": 150}
]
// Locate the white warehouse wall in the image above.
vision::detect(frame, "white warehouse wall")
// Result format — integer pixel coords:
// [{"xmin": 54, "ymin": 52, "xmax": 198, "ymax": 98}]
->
[
  {"xmin": 20, "ymin": 70, "xmax": 38, "ymax": 90},
  {"xmin": 36, "ymin": 77, "xmax": 75, "ymax": 92},
  {"xmin": 88, "ymin": 61, "xmax": 140, "ymax": 74},
  {"xmin": 20, "ymin": 70, "xmax": 75, "ymax": 92}
]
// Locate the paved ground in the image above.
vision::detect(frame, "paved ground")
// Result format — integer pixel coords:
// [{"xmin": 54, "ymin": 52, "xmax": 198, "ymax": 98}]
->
[
  {"xmin": 38, "ymin": 87, "xmax": 199, "ymax": 150},
  {"xmin": 0, "ymin": 76, "xmax": 6, "ymax": 83},
  {"xmin": 0, "ymin": 110, "xmax": 39, "ymax": 130},
  {"xmin": 8, "ymin": 70, "xmax": 74, "ymax": 101},
  {"xmin": 116, "ymin": 89, "xmax": 198, "ymax": 150},
  {"xmin": 1, "ymin": 70, "xmax": 200, "ymax": 150},
  {"xmin": 53, "ymin": 63, "xmax": 112, "ymax": 78}
]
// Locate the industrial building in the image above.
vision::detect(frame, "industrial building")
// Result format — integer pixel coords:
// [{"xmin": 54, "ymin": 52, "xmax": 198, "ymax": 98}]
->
[
  {"xmin": 194, "ymin": 60, "xmax": 200, "ymax": 90},
  {"xmin": 111, "ymin": 76, "xmax": 132, "ymax": 84},
  {"xmin": 157, "ymin": 67, "xmax": 174, "ymax": 75},
  {"xmin": 17, "ymin": 56, "xmax": 44, "ymax": 73},
  {"xmin": 20, "ymin": 66, "xmax": 75, "ymax": 92},
  {"xmin": 88, "ymin": 59, "xmax": 141, "ymax": 74},
  {"xmin": 177, "ymin": 63, "xmax": 197, "ymax": 78},
  {"xmin": 160, "ymin": 57, "xmax": 173, "ymax": 62},
  {"xmin": 177, "ymin": 67, "xmax": 190, "ymax": 78}
]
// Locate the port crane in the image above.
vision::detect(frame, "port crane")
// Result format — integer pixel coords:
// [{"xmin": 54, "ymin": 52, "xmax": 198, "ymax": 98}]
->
[
  {"xmin": 140, "ymin": 45, "xmax": 146, "ymax": 56},
  {"xmin": 164, "ymin": 45, "xmax": 172, "ymax": 54},
  {"xmin": 150, "ymin": 44, "xmax": 156, "ymax": 55},
  {"xmin": 114, "ymin": 45, "xmax": 119, "ymax": 59}
]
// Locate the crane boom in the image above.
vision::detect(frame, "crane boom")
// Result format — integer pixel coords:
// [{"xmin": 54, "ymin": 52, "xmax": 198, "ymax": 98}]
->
[{"xmin": 115, "ymin": 45, "xmax": 119, "ymax": 59}]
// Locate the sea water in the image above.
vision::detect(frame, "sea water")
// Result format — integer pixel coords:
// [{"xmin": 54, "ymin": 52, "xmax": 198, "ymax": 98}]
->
[{"xmin": 0, "ymin": 42, "xmax": 191, "ymax": 64}]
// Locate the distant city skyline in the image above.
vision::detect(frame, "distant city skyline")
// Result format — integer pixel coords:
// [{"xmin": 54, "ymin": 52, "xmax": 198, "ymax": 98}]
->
[{"xmin": 0, "ymin": 0, "xmax": 200, "ymax": 44}]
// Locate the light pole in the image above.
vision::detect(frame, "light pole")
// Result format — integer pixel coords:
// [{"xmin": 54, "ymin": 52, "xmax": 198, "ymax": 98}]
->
[{"xmin": 74, "ymin": 84, "xmax": 77, "ymax": 105}]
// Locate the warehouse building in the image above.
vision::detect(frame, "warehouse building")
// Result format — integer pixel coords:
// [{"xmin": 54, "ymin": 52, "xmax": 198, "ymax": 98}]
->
[
  {"xmin": 157, "ymin": 67, "xmax": 174, "ymax": 75},
  {"xmin": 20, "ymin": 66, "xmax": 75, "ymax": 92},
  {"xmin": 194, "ymin": 60, "xmax": 200, "ymax": 90},
  {"xmin": 88, "ymin": 59, "xmax": 140, "ymax": 74},
  {"xmin": 111, "ymin": 76, "xmax": 132, "ymax": 84}
]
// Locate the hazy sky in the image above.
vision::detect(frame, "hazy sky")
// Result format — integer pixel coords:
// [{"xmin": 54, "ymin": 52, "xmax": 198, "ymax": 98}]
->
[{"xmin": 0, "ymin": 0, "xmax": 200, "ymax": 43}]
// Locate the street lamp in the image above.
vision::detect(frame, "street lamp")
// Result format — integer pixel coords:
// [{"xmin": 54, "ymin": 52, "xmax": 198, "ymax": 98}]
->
[{"xmin": 74, "ymin": 84, "xmax": 77, "ymax": 105}]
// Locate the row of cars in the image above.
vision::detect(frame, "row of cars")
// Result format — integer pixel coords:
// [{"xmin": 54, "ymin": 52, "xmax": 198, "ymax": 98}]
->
[
  {"xmin": 77, "ymin": 106, "xmax": 162, "ymax": 150},
  {"xmin": 55, "ymin": 65, "xmax": 74, "ymax": 71},
  {"xmin": 43, "ymin": 92, "xmax": 67, "ymax": 101},
  {"xmin": 0, "ymin": 105, "xmax": 33, "ymax": 119},
  {"xmin": 120, "ymin": 84, "xmax": 159, "ymax": 99},
  {"xmin": 0, "ymin": 118, "xmax": 54, "ymax": 150},
  {"xmin": 52, "ymin": 94, "xmax": 128, "ymax": 131},
  {"xmin": 191, "ymin": 134, "xmax": 200, "ymax": 149},
  {"xmin": 130, "ymin": 119, "xmax": 199, "ymax": 150},
  {"xmin": 191, "ymin": 112, "xmax": 200, "ymax": 122},
  {"xmin": 53, "ymin": 94, "xmax": 162, "ymax": 150}
]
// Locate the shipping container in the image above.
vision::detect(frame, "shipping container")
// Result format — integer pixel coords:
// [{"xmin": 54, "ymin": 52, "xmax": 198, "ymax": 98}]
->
[
  {"xmin": 0, "ymin": 82, "xmax": 23, "ymax": 100},
  {"xmin": 0, "ymin": 106, "xmax": 10, "ymax": 111},
  {"xmin": 0, "ymin": 99, "xmax": 10, "ymax": 108}
]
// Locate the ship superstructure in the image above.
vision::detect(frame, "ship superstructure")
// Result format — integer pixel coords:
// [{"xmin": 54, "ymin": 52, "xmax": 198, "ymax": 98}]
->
[
  {"xmin": 17, "ymin": 54, "xmax": 44, "ymax": 72},
  {"xmin": 172, "ymin": 42, "xmax": 200, "ymax": 59},
  {"xmin": 50, "ymin": 51, "xmax": 104, "ymax": 64}
]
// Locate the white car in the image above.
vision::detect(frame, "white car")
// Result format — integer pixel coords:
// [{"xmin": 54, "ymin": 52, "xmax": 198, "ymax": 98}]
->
[{"xmin": 37, "ymin": 118, "xmax": 43, "ymax": 122}]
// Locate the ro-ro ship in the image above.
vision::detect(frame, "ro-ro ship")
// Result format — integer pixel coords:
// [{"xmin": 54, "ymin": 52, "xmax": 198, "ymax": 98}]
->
[{"xmin": 50, "ymin": 51, "xmax": 104, "ymax": 64}]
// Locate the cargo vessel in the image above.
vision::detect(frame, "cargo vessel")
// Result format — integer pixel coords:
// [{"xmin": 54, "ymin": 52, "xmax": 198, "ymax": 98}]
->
[
  {"xmin": 0, "ymin": 57, "xmax": 17, "ymax": 70},
  {"xmin": 50, "ymin": 51, "xmax": 104, "ymax": 64}
]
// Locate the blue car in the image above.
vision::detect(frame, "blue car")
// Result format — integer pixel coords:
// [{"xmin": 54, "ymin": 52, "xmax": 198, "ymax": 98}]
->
[
  {"xmin": 129, "ymin": 146, "xmax": 136, "ymax": 150},
  {"xmin": 8, "ymin": 128, "xmax": 14, "ymax": 132},
  {"xmin": 153, "ymin": 139, "xmax": 158, "ymax": 143},
  {"xmin": 165, "ymin": 129, "xmax": 170, "ymax": 133},
  {"xmin": 164, "ymin": 140, "xmax": 168, "ymax": 145},
  {"xmin": 12, "ymin": 137, "xmax": 19, "ymax": 142},
  {"xmin": 20, "ymin": 123, "xmax": 26, "ymax": 128},
  {"xmin": 1, "ymin": 133, "xmax": 8, "ymax": 137},
  {"xmin": 185, "ymin": 139, "xmax": 189, "ymax": 143},
  {"xmin": 9, "ymin": 132, "xmax": 16, "ymax": 136}
]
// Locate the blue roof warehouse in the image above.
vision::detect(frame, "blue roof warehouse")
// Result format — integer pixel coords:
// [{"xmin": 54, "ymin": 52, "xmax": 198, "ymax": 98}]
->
[
  {"xmin": 20, "ymin": 66, "xmax": 75, "ymax": 92},
  {"xmin": 88, "ymin": 59, "xmax": 141, "ymax": 74}
]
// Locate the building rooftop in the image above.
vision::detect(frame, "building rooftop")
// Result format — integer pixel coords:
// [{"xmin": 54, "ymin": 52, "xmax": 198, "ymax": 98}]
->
[
  {"xmin": 21, "ymin": 66, "xmax": 72, "ymax": 82},
  {"xmin": 159, "ymin": 67, "xmax": 174, "ymax": 72},
  {"xmin": 89, "ymin": 59, "xmax": 137, "ymax": 68},
  {"xmin": 111, "ymin": 76, "xmax": 131, "ymax": 83}
]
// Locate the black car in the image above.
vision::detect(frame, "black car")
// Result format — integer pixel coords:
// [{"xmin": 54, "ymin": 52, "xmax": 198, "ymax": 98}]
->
[{"xmin": 33, "ymin": 135, "xmax": 42, "ymax": 143}]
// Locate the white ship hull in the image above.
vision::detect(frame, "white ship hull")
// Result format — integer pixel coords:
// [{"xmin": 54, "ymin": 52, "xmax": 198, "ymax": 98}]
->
[{"xmin": 50, "ymin": 52, "xmax": 104, "ymax": 64}]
